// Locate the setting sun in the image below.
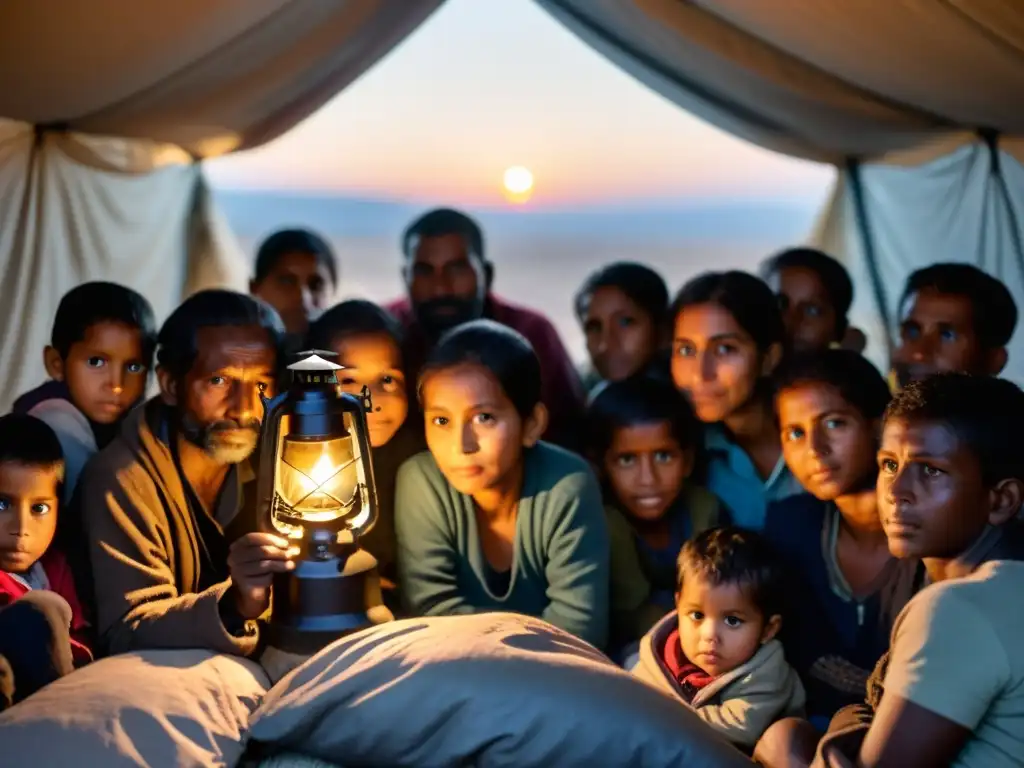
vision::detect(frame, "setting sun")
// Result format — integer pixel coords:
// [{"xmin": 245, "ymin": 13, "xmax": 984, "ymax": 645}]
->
[{"xmin": 502, "ymin": 165, "xmax": 534, "ymax": 203}]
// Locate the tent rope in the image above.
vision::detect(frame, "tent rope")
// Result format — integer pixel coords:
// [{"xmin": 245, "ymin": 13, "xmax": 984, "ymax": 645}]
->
[
  {"xmin": 845, "ymin": 158, "xmax": 894, "ymax": 357},
  {"xmin": 980, "ymin": 129, "xmax": 1024, "ymax": 277}
]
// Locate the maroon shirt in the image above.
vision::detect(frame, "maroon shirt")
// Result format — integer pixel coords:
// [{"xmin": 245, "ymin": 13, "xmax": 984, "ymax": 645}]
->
[
  {"xmin": 0, "ymin": 549, "xmax": 93, "ymax": 666},
  {"xmin": 386, "ymin": 294, "xmax": 585, "ymax": 450},
  {"xmin": 662, "ymin": 626, "xmax": 715, "ymax": 703}
]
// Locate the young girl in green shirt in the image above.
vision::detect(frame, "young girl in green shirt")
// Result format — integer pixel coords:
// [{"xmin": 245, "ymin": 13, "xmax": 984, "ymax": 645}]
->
[{"xmin": 395, "ymin": 319, "xmax": 610, "ymax": 649}]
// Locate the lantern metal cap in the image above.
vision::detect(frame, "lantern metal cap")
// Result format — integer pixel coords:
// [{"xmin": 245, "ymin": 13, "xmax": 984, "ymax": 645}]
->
[{"xmin": 288, "ymin": 352, "xmax": 344, "ymax": 372}]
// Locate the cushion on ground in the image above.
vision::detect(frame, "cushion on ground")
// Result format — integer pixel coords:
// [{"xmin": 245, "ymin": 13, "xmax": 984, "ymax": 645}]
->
[
  {"xmin": 0, "ymin": 649, "xmax": 270, "ymax": 767},
  {"xmin": 248, "ymin": 612, "xmax": 751, "ymax": 768}
]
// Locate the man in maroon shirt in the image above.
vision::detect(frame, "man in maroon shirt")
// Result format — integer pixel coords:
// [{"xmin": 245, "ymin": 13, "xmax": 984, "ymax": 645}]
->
[{"xmin": 386, "ymin": 208, "xmax": 585, "ymax": 449}]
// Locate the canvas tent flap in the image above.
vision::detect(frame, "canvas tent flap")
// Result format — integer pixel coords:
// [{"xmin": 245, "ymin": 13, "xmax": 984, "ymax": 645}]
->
[
  {"xmin": 0, "ymin": 0, "xmax": 442, "ymax": 411},
  {"xmin": 0, "ymin": 120, "xmax": 238, "ymax": 410},
  {"xmin": 535, "ymin": 0, "xmax": 1024, "ymax": 163},
  {"xmin": 536, "ymin": 0, "xmax": 1024, "ymax": 379},
  {"xmin": 810, "ymin": 138, "xmax": 1024, "ymax": 384},
  {"xmin": 2, "ymin": 0, "xmax": 1023, "ymax": 411},
  {"xmin": 0, "ymin": 0, "xmax": 444, "ymax": 156}
]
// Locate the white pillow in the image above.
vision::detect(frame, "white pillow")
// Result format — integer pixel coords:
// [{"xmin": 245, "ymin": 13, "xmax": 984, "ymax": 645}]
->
[
  {"xmin": 0, "ymin": 649, "xmax": 270, "ymax": 767},
  {"xmin": 249, "ymin": 613, "xmax": 750, "ymax": 767}
]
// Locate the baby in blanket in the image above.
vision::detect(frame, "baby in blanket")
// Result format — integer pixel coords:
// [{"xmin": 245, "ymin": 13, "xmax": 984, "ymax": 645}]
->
[{"xmin": 632, "ymin": 526, "xmax": 804, "ymax": 749}]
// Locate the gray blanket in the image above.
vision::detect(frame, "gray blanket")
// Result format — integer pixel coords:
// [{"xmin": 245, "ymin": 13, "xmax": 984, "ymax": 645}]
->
[{"xmin": 0, "ymin": 613, "xmax": 751, "ymax": 768}]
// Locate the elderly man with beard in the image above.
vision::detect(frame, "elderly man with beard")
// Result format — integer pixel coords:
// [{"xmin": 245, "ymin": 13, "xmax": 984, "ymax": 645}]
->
[
  {"xmin": 79, "ymin": 290, "xmax": 293, "ymax": 657},
  {"xmin": 386, "ymin": 208, "xmax": 585, "ymax": 448}
]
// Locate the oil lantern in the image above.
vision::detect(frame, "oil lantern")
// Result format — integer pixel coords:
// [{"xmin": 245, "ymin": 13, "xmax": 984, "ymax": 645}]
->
[{"xmin": 256, "ymin": 350, "xmax": 392, "ymax": 654}]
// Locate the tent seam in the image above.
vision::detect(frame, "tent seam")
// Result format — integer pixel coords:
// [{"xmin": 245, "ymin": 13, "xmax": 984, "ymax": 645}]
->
[{"xmin": 981, "ymin": 131, "xmax": 1024, "ymax": 277}]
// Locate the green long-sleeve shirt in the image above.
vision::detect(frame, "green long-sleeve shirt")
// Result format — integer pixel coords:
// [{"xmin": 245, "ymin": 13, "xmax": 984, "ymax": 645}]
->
[{"xmin": 394, "ymin": 442, "xmax": 610, "ymax": 649}]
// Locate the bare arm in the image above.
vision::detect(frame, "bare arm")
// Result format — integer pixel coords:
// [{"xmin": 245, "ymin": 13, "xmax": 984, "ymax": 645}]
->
[
  {"xmin": 857, "ymin": 694, "xmax": 970, "ymax": 767},
  {"xmin": 852, "ymin": 586, "xmax": 1007, "ymax": 768}
]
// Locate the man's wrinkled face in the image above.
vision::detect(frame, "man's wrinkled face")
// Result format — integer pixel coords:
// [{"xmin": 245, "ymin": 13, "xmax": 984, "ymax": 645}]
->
[
  {"xmin": 160, "ymin": 325, "xmax": 278, "ymax": 465},
  {"xmin": 404, "ymin": 233, "xmax": 487, "ymax": 336}
]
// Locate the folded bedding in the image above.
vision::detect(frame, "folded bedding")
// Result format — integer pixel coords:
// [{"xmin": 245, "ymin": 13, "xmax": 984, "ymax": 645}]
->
[
  {"xmin": 0, "ymin": 648, "xmax": 270, "ymax": 767},
  {"xmin": 248, "ymin": 612, "xmax": 751, "ymax": 768},
  {"xmin": 0, "ymin": 613, "xmax": 752, "ymax": 767}
]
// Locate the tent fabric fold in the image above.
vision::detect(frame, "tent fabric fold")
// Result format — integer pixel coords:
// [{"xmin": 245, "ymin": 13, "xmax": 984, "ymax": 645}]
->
[
  {"xmin": 0, "ymin": 0, "xmax": 445, "ymax": 156},
  {"xmin": 0, "ymin": 120, "xmax": 222, "ymax": 410},
  {"xmin": 534, "ymin": 0, "xmax": 1024, "ymax": 163},
  {"xmin": 811, "ymin": 142, "xmax": 1024, "ymax": 380}
]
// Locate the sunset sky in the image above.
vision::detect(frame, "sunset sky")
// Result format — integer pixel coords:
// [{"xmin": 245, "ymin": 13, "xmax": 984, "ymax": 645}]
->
[{"xmin": 205, "ymin": 0, "xmax": 834, "ymax": 208}]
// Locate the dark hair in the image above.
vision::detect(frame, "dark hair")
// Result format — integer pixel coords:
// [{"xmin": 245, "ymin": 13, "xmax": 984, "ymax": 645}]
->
[
  {"xmin": 0, "ymin": 414, "xmax": 64, "ymax": 478},
  {"xmin": 51, "ymin": 282, "xmax": 157, "ymax": 366},
  {"xmin": 761, "ymin": 247, "xmax": 853, "ymax": 337},
  {"xmin": 253, "ymin": 228, "xmax": 337, "ymax": 287},
  {"xmin": 677, "ymin": 527, "xmax": 784, "ymax": 619},
  {"xmin": 884, "ymin": 373, "xmax": 1024, "ymax": 486},
  {"xmin": 419, "ymin": 319, "xmax": 540, "ymax": 419},
  {"xmin": 157, "ymin": 290, "xmax": 285, "ymax": 379},
  {"xmin": 306, "ymin": 300, "xmax": 403, "ymax": 351},
  {"xmin": 775, "ymin": 349, "xmax": 891, "ymax": 422},
  {"xmin": 586, "ymin": 374, "xmax": 701, "ymax": 461},
  {"xmin": 401, "ymin": 208, "xmax": 485, "ymax": 261},
  {"xmin": 574, "ymin": 262, "xmax": 670, "ymax": 328},
  {"xmin": 900, "ymin": 263, "xmax": 1017, "ymax": 349},
  {"xmin": 672, "ymin": 271, "xmax": 784, "ymax": 353}
]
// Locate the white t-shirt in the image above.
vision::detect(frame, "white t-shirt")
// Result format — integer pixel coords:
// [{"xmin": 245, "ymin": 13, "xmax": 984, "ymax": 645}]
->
[{"xmin": 884, "ymin": 560, "xmax": 1024, "ymax": 767}]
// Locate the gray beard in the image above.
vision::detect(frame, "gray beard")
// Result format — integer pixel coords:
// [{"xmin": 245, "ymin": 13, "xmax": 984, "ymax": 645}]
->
[{"xmin": 178, "ymin": 412, "xmax": 260, "ymax": 465}]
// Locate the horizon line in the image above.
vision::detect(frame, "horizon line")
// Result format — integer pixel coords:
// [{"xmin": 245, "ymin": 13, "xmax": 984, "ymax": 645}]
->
[{"xmin": 211, "ymin": 185, "xmax": 824, "ymax": 213}]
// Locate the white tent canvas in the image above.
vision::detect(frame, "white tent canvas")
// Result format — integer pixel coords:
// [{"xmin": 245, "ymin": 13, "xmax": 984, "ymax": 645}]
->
[
  {"xmin": 0, "ymin": 0, "xmax": 1022, "ymax": 411},
  {"xmin": 0, "ymin": 0, "xmax": 442, "ymax": 410},
  {"xmin": 535, "ymin": 0, "xmax": 1024, "ymax": 380}
]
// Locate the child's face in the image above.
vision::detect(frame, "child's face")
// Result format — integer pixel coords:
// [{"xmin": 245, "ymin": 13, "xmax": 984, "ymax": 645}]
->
[
  {"xmin": 422, "ymin": 363, "xmax": 544, "ymax": 497},
  {"xmin": 767, "ymin": 266, "xmax": 839, "ymax": 354},
  {"xmin": 47, "ymin": 321, "xmax": 149, "ymax": 424},
  {"xmin": 892, "ymin": 288, "xmax": 990, "ymax": 388},
  {"xmin": 581, "ymin": 286, "xmax": 659, "ymax": 382},
  {"xmin": 603, "ymin": 420, "xmax": 692, "ymax": 522},
  {"xmin": 672, "ymin": 303, "xmax": 776, "ymax": 424},
  {"xmin": 677, "ymin": 569, "xmax": 779, "ymax": 678},
  {"xmin": 778, "ymin": 383, "xmax": 877, "ymax": 501},
  {"xmin": 333, "ymin": 333, "xmax": 408, "ymax": 448},
  {"xmin": 877, "ymin": 416, "xmax": 1006, "ymax": 560},
  {"xmin": 0, "ymin": 461, "xmax": 61, "ymax": 574}
]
